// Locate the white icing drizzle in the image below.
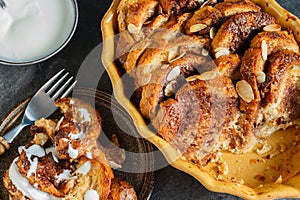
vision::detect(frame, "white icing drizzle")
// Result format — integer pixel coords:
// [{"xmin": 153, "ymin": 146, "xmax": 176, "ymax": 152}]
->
[
  {"xmin": 55, "ymin": 169, "xmax": 72, "ymax": 184},
  {"xmin": 62, "ymin": 138, "xmax": 69, "ymax": 143},
  {"xmin": 27, "ymin": 157, "xmax": 38, "ymax": 177},
  {"xmin": 45, "ymin": 147, "xmax": 59, "ymax": 163},
  {"xmin": 76, "ymin": 161, "xmax": 91, "ymax": 175},
  {"xmin": 68, "ymin": 142, "xmax": 79, "ymax": 159},
  {"xmin": 9, "ymin": 158, "xmax": 61, "ymax": 200},
  {"xmin": 26, "ymin": 144, "xmax": 45, "ymax": 158},
  {"xmin": 86, "ymin": 152, "xmax": 93, "ymax": 159},
  {"xmin": 24, "ymin": 145, "xmax": 45, "ymax": 177},
  {"xmin": 69, "ymin": 131, "xmax": 85, "ymax": 140},
  {"xmin": 18, "ymin": 146, "xmax": 25, "ymax": 154},
  {"xmin": 84, "ymin": 189, "xmax": 99, "ymax": 200},
  {"xmin": 77, "ymin": 108, "xmax": 91, "ymax": 122},
  {"xmin": 55, "ymin": 117, "xmax": 64, "ymax": 131}
]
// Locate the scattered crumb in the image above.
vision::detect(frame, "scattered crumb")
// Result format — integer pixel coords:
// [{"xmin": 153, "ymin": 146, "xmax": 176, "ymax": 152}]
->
[
  {"xmin": 278, "ymin": 143, "xmax": 287, "ymax": 153},
  {"xmin": 217, "ymin": 161, "xmax": 229, "ymax": 175},
  {"xmin": 254, "ymin": 174, "xmax": 266, "ymax": 182},
  {"xmin": 236, "ymin": 179, "xmax": 245, "ymax": 187},
  {"xmin": 256, "ymin": 143, "xmax": 272, "ymax": 155},
  {"xmin": 275, "ymin": 175, "xmax": 283, "ymax": 184}
]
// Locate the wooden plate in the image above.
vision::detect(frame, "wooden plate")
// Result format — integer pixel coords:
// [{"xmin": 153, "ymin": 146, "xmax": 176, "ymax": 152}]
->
[{"xmin": 0, "ymin": 88, "xmax": 154, "ymax": 200}]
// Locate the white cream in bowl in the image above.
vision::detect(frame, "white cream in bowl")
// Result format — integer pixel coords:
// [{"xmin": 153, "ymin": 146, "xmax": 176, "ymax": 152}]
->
[{"xmin": 0, "ymin": 0, "xmax": 78, "ymax": 64}]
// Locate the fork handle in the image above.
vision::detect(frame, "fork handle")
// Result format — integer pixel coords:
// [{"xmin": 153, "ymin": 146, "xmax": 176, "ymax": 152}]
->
[
  {"xmin": 0, "ymin": 136, "xmax": 10, "ymax": 155},
  {"xmin": 2, "ymin": 123, "xmax": 31, "ymax": 144}
]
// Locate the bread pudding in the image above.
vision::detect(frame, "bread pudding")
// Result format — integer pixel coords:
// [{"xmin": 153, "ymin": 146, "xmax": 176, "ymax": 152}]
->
[
  {"xmin": 3, "ymin": 98, "xmax": 137, "ymax": 200},
  {"xmin": 115, "ymin": 0, "xmax": 300, "ymax": 169}
]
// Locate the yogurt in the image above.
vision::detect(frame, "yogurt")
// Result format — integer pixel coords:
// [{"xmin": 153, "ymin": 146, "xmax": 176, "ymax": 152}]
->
[{"xmin": 0, "ymin": 0, "xmax": 77, "ymax": 63}]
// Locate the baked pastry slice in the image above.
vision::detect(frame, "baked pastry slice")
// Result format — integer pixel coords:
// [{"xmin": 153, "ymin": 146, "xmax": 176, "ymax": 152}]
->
[
  {"xmin": 3, "ymin": 98, "xmax": 137, "ymax": 200},
  {"xmin": 153, "ymin": 75, "xmax": 239, "ymax": 166},
  {"xmin": 3, "ymin": 144, "xmax": 113, "ymax": 200},
  {"xmin": 212, "ymin": 11, "xmax": 275, "ymax": 55}
]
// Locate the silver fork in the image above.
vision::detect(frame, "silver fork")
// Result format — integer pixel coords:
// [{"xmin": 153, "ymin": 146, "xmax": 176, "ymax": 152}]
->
[
  {"xmin": 0, "ymin": 0, "xmax": 6, "ymax": 9},
  {"xmin": 0, "ymin": 69, "xmax": 77, "ymax": 154}
]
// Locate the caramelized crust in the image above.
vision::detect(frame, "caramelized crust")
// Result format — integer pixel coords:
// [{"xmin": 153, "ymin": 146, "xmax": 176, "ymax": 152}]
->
[
  {"xmin": 250, "ymin": 30, "xmax": 300, "ymax": 54},
  {"xmin": 159, "ymin": 0, "xmax": 200, "ymax": 16},
  {"xmin": 126, "ymin": 0, "xmax": 158, "ymax": 40},
  {"xmin": 108, "ymin": 178, "xmax": 137, "ymax": 200},
  {"xmin": 214, "ymin": 0, "xmax": 260, "ymax": 16},
  {"xmin": 212, "ymin": 12, "xmax": 275, "ymax": 54},
  {"xmin": 16, "ymin": 147, "xmax": 73, "ymax": 197},
  {"xmin": 185, "ymin": 0, "xmax": 261, "ymax": 34},
  {"xmin": 214, "ymin": 54, "xmax": 241, "ymax": 79},
  {"xmin": 185, "ymin": 6, "xmax": 222, "ymax": 34},
  {"xmin": 54, "ymin": 98, "xmax": 102, "ymax": 160},
  {"xmin": 155, "ymin": 76, "xmax": 239, "ymax": 166},
  {"xmin": 116, "ymin": 0, "xmax": 300, "ymax": 169},
  {"xmin": 3, "ymin": 170, "xmax": 28, "ymax": 200},
  {"xmin": 139, "ymin": 53, "xmax": 209, "ymax": 119}
]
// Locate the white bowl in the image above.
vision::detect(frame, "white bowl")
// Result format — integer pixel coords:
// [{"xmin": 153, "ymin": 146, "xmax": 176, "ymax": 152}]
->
[{"xmin": 0, "ymin": 0, "xmax": 78, "ymax": 66}]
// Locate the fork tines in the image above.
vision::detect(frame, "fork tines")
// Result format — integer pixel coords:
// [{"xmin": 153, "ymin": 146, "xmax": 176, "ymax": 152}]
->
[
  {"xmin": 41, "ymin": 69, "xmax": 77, "ymax": 99},
  {"xmin": 0, "ymin": 0, "xmax": 6, "ymax": 9}
]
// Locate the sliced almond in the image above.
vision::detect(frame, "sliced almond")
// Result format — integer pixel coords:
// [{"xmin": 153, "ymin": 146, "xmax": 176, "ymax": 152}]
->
[
  {"xmin": 167, "ymin": 66, "xmax": 181, "ymax": 81},
  {"xmin": 161, "ymin": 64, "xmax": 169, "ymax": 70},
  {"xmin": 256, "ymin": 71, "xmax": 266, "ymax": 84},
  {"xmin": 261, "ymin": 40, "xmax": 268, "ymax": 61},
  {"xmin": 236, "ymin": 80, "xmax": 255, "ymax": 103},
  {"xmin": 158, "ymin": 5, "xmax": 163, "ymax": 14},
  {"xmin": 292, "ymin": 65, "xmax": 300, "ymax": 71},
  {"xmin": 200, "ymin": 0, "xmax": 210, "ymax": 8},
  {"xmin": 186, "ymin": 75, "xmax": 199, "ymax": 82},
  {"xmin": 217, "ymin": 161, "xmax": 229, "ymax": 175},
  {"xmin": 190, "ymin": 24, "xmax": 207, "ymax": 33},
  {"xmin": 263, "ymin": 24, "xmax": 281, "ymax": 32},
  {"xmin": 201, "ymin": 48, "xmax": 209, "ymax": 56},
  {"xmin": 256, "ymin": 143, "xmax": 272, "ymax": 155},
  {"xmin": 275, "ymin": 175, "xmax": 283, "ymax": 184},
  {"xmin": 167, "ymin": 50, "xmax": 177, "ymax": 62},
  {"xmin": 198, "ymin": 71, "xmax": 216, "ymax": 80},
  {"xmin": 209, "ymin": 27, "xmax": 216, "ymax": 39},
  {"xmin": 186, "ymin": 71, "xmax": 216, "ymax": 82},
  {"xmin": 169, "ymin": 52, "xmax": 186, "ymax": 63},
  {"xmin": 215, "ymin": 48, "xmax": 230, "ymax": 58},
  {"xmin": 128, "ymin": 23, "xmax": 140, "ymax": 34},
  {"xmin": 142, "ymin": 73, "xmax": 152, "ymax": 85},
  {"xmin": 143, "ymin": 20, "xmax": 152, "ymax": 25},
  {"xmin": 164, "ymin": 80, "xmax": 177, "ymax": 97}
]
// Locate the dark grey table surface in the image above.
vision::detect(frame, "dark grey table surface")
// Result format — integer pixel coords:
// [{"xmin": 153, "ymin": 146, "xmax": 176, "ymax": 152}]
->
[{"xmin": 0, "ymin": 0, "xmax": 299, "ymax": 199}]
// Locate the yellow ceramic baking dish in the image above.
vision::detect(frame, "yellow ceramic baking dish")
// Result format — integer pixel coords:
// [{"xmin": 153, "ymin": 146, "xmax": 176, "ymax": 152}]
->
[{"xmin": 101, "ymin": 0, "xmax": 300, "ymax": 199}]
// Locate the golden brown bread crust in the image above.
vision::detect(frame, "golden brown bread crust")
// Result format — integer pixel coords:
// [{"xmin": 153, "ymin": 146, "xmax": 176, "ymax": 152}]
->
[
  {"xmin": 155, "ymin": 76, "xmax": 239, "ymax": 166},
  {"xmin": 250, "ymin": 30, "xmax": 300, "ymax": 54},
  {"xmin": 139, "ymin": 53, "xmax": 210, "ymax": 119},
  {"xmin": 16, "ymin": 147, "xmax": 75, "ymax": 197},
  {"xmin": 3, "ymin": 170, "xmax": 28, "ymax": 200},
  {"xmin": 185, "ymin": 6, "xmax": 222, "ymax": 34},
  {"xmin": 108, "ymin": 178, "xmax": 137, "ymax": 200},
  {"xmin": 3, "ymin": 97, "xmax": 124, "ymax": 200},
  {"xmin": 53, "ymin": 98, "xmax": 102, "ymax": 160},
  {"xmin": 214, "ymin": 54, "xmax": 241, "ymax": 79},
  {"xmin": 185, "ymin": 0, "xmax": 261, "ymax": 34},
  {"xmin": 159, "ymin": 0, "xmax": 200, "ymax": 16},
  {"xmin": 212, "ymin": 12, "xmax": 275, "ymax": 54},
  {"xmin": 117, "ymin": 0, "xmax": 300, "ymax": 167},
  {"xmin": 5, "ymin": 154, "xmax": 114, "ymax": 200}
]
